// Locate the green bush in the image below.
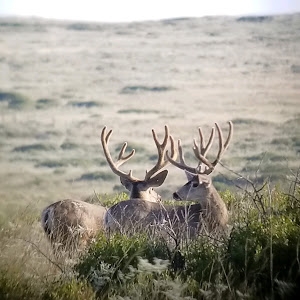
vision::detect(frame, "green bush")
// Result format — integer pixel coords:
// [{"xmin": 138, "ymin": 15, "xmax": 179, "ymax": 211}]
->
[
  {"xmin": 13, "ymin": 143, "xmax": 55, "ymax": 152},
  {"xmin": 120, "ymin": 85, "xmax": 174, "ymax": 94},
  {"xmin": 75, "ymin": 233, "xmax": 171, "ymax": 298},
  {"xmin": 118, "ymin": 109, "xmax": 160, "ymax": 114},
  {"xmin": 84, "ymin": 192, "xmax": 129, "ymax": 207},
  {"xmin": 67, "ymin": 101, "xmax": 100, "ymax": 108},
  {"xmin": 43, "ymin": 279, "xmax": 95, "ymax": 300},
  {"xmin": 0, "ymin": 270, "xmax": 38, "ymax": 300},
  {"xmin": 1, "ymin": 184, "xmax": 300, "ymax": 299},
  {"xmin": 0, "ymin": 91, "xmax": 30, "ymax": 110},
  {"xmin": 76, "ymin": 171, "xmax": 115, "ymax": 181},
  {"xmin": 35, "ymin": 98, "xmax": 57, "ymax": 109}
]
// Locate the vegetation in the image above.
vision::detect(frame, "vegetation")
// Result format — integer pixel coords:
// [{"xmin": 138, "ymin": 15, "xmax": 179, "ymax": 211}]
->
[
  {"xmin": 35, "ymin": 98, "xmax": 57, "ymax": 109},
  {"xmin": 0, "ymin": 174, "xmax": 299, "ymax": 299},
  {"xmin": 120, "ymin": 85, "xmax": 174, "ymax": 94},
  {"xmin": 67, "ymin": 101, "xmax": 101, "ymax": 108},
  {"xmin": 0, "ymin": 91, "xmax": 30, "ymax": 110},
  {"xmin": 0, "ymin": 13, "xmax": 300, "ymax": 299},
  {"xmin": 76, "ymin": 171, "xmax": 115, "ymax": 182}
]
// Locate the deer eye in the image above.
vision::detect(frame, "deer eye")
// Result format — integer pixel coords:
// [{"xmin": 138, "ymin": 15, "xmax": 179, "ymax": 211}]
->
[{"xmin": 192, "ymin": 182, "xmax": 199, "ymax": 188}]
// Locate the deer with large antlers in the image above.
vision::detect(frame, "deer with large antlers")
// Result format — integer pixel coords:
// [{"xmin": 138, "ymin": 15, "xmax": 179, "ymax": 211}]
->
[
  {"xmin": 41, "ymin": 199, "xmax": 107, "ymax": 256},
  {"xmin": 104, "ymin": 122, "xmax": 233, "ymax": 237},
  {"xmin": 101, "ymin": 125, "xmax": 177, "ymax": 232},
  {"xmin": 165, "ymin": 121, "xmax": 233, "ymax": 234}
]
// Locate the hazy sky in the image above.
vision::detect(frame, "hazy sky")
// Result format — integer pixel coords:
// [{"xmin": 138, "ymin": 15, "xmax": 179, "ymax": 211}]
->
[{"xmin": 0, "ymin": 0, "xmax": 300, "ymax": 22}]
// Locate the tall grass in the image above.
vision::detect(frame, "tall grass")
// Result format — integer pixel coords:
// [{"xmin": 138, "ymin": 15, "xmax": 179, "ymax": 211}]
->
[{"xmin": 0, "ymin": 171, "xmax": 299, "ymax": 299}]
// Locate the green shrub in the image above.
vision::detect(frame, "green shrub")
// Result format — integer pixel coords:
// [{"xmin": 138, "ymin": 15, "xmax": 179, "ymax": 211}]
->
[
  {"xmin": 0, "ymin": 270, "xmax": 38, "ymax": 300},
  {"xmin": 67, "ymin": 101, "xmax": 100, "ymax": 108},
  {"xmin": 227, "ymin": 219, "xmax": 300, "ymax": 298},
  {"xmin": 60, "ymin": 142, "xmax": 79, "ymax": 150},
  {"xmin": 118, "ymin": 109, "xmax": 160, "ymax": 114},
  {"xmin": 84, "ymin": 192, "xmax": 129, "ymax": 207},
  {"xmin": 35, "ymin": 160, "xmax": 66, "ymax": 168},
  {"xmin": 13, "ymin": 143, "xmax": 55, "ymax": 152},
  {"xmin": 0, "ymin": 91, "xmax": 29, "ymax": 110},
  {"xmin": 120, "ymin": 85, "xmax": 174, "ymax": 94},
  {"xmin": 35, "ymin": 98, "xmax": 57, "ymax": 109},
  {"xmin": 75, "ymin": 233, "xmax": 170, "ymax": 296},
  {"xmin": 76, "ymin": 171, "xmax": 115, "ymax": 181},
  {"xmin": 43, "ymin": 279, "xmax": 95, "ymax": 300}
]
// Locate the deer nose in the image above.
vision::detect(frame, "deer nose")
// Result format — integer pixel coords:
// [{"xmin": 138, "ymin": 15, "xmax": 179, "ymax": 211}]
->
[{"xmin": 173, "ymin": 192, "xmax": 181, "ymax": 200}]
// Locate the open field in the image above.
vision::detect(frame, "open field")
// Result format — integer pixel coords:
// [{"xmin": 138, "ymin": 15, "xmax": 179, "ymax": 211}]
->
[
  {"xmin": 0, "ymin": 14, "xmax": 300, "ymax": 299},
  {"xmin": 0, "ymin": 14, "xmax": 300, "ymax": 213}
]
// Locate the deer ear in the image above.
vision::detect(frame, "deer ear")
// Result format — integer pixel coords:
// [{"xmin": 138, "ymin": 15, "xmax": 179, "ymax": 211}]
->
[
  {"xmin": 146, "ymin": 170, "xmax": 168, "ymax": 187},
  {"xmin": 120, "ymin": 177, "xmax": 132, "ymax": 190}
]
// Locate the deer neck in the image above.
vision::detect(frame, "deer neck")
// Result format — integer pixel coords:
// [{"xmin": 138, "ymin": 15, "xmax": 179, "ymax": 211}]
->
[{"xmin": 200, "ymin": 185, "xmax": 228, "ymax": 227}]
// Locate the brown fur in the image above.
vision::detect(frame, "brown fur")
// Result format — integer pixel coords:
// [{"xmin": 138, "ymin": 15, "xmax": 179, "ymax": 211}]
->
[{"xmin": 41, "ymin": 199, "xmax": 107, "ymax": 255}]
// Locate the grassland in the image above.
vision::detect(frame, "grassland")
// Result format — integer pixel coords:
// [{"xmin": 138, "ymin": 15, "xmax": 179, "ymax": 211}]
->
[{"xmin": 0, "ymin": 13, "xmax": 299, "ymax": 299}]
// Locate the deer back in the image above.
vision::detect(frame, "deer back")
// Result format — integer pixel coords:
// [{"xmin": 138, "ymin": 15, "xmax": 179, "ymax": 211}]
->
[{"xmin": 41, "ymin": 199, "xmax": 107, "ymax": 253}]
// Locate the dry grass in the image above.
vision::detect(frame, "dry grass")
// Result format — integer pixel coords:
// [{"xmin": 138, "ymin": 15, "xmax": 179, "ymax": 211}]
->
[{"xmin": 0, "ymin": 14, "xmax": 299, "ymax": 215}]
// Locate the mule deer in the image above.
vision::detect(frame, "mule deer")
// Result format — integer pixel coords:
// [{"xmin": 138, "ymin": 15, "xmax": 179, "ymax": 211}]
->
[
  {"xmin": 101, "ymin": 125, "xmax": 177, "ymax": 232},
  {"xmin": 104, "ymin": 122, "xmax": 233, "ymax": 237},
  {"xmin": 165, "ymin": 121, "xmax": 233, "ymax": 234},
  {"xmin": 41, "ymin": 199, "xmax": 107, "ymax": 256}
]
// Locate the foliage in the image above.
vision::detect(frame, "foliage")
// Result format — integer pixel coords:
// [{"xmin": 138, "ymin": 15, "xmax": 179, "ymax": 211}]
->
[
  {"xmin": 67, "ymin": 101, "xmax": 101, "ymax": 108},
  {"xmin": 0, "ymin": 269, "xmax": 39, "ymax": 300},
  {"xmin": 120, "ymin": 85, "xmax": 174, "ymax": 94},
  {"xmin": 35, "ymin": 98, "xmax": 57, "ymax": 109},
  {"xmin": 43, "ymin": 279, "xmax": 96, "ymax": 300},
  {"xmin": 76, "ymin": 171, "xmax": 115, "ymax": 181},
  {"xmin": 0, "ymin": 91, "xmax": 30, "ymax": 110},
  {"xmin": 84, "ymin": 192, "xmax": 129, "ymax": 208},
  {"xmin": 13, "ymin": 143, "xmax": 55, "ymax": 152},
  {"xmin": 1, "ymin": 178, "xmax": 300, "ymax": 299},
  {"xmin": 74, "ymin": 182, "xmax": 300, "ymax": 299}
]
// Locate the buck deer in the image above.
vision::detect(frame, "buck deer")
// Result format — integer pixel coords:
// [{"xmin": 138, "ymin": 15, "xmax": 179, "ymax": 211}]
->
[
  {"xmin": 101, "ymin": 125, "xmax": 177, "ymax": 232},
  {"xmin": 165, "ymin": 121, "xmax": 233, "ymax": 235},
  {"xmin": 104, "ymin": 122, "xmax": 233, "ymax": 238},
  {"xmin": 41, "ymin": 199, "xmax": 107, "ymax": 256}
]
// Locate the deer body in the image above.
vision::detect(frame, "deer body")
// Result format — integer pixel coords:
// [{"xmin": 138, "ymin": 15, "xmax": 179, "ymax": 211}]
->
[
  {"xmin": 41, "ymin": 199, "xmax": 107, "ymax": 254},
  {"xmin": 105, "ymin": 178, "xmax": 228, "ymax": 236},
  {"xmin": 105, "ymin": 199, "xmax": 203, "ymax": 235}
]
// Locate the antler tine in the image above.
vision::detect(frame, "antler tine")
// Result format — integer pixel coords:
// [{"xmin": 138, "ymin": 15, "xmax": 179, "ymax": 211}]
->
[
  {"xmin": 193, "ymin": 126, "xmax": 215, "ymax": 161},
  {"xmin": 101, "ymin": 126, "xmax": 139, "ymax": 181},
  {"xmin": 224, "ymin": 121, "xmax": 233, "ymax": 151},
  {"xmin": 145, "ymin": 125, "xmax": 175, "ymax": 180},
  {"xmin": 210, "ymin": 121, "xmax": 233, "ymax": 167},
  {"xmin": 166, "ymin": 139, "xmax": 198, "ymax": 174},
  {"xmin": 195, "ymin": 121, "xmax": 233, "ymax": 175},
  {"xmin": 116, "ymin": 142, "xmax": 135, "ymax": 168},
  {"xmin": 178, "ymin": 139, "xmax": 186, "ymax": 165}
]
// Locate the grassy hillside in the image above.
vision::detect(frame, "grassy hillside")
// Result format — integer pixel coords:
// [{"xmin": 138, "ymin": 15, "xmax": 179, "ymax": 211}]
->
[
  {"xmin": 0, "ymin": 13, "xmax": 300, "ymax": 298},
  {"xmin": 1, "ymin": 14, "xmax": 300, "ymax": 214},
  {"xmin": 0, "ymin": 182, "xmax": 299, "ymax": 299}
]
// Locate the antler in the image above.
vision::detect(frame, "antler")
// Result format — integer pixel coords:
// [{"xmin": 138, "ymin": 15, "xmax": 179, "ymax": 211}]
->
[
  {"xmin": 101, "ymin": 127, "xmax": 140, "ymax": 181},
  {"xmin": 145, "ymin": 125, "xmax": 177, "ymax": 180},
  {"xmin": 194, "ymin": 121, "xmax": 233, "ymax": 174},
  {"xmin": 192, "ymin": 125, "xmax": 215, "ymax": 173},
  {"xmin": 166, "ymin": 121, "xmax": 233, "ymax": 175}
]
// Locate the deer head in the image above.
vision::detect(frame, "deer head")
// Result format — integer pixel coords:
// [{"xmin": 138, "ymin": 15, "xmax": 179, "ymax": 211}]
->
[
  {"xmin": 167, "ymin": 121, "xmax": 233, "ymax": 202},
  {"xmin": 101, "ymin": 125, "xmax": 177, "ymax": 202}
]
